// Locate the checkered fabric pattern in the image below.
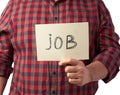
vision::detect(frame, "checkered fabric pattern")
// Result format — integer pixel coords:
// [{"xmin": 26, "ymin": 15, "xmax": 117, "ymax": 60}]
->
[{"xmin": 0, "ymin": 0, "xmax": 120, "ymax": 95}]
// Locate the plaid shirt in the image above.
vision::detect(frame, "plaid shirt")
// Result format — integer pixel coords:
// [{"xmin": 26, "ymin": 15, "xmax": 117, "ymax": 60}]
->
[{"xmin": 0, "ymin": 0, "xmax": 120, "ymax": 95}]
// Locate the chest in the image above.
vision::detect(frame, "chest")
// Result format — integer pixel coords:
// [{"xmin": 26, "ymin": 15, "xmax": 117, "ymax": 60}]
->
[{"xmin": 11, "ymin": 1, "xmax": 99, "ymax": 53}]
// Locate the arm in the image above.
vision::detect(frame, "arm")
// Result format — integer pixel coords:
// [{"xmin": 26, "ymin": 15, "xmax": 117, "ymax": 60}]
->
[
  {"xmin": 94, "ymin": 0, "xmax": 120, "ymax": 82},
  {"xmin": 59, "ymin": 0, "xmax": 120, "ymax": 86},
  {"xmin": 0, "ymin": 1, "xmax": 13, "ymax": 94},
  {"xmin": 0, "ymin": 77, "xmax": 7, "ymax": 95}
]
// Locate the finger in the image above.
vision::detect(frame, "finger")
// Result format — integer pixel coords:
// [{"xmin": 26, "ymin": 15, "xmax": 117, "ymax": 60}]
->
[
  {"xmin": 59, "ymin": 58, "xmax": 80, "ymax": 66},
  {"xmin": 68, "ymin": 78, "xmax": 83, "ymax": 86},
  {"xmin": 65, "ymin": 65, "xmax": 84, "ymax": 73},
  {"xmin": 67, "ymin": 73, "xmax": 82, "ymax": 79},
  {"xmin": 65, "ymin": 66, "xmax": 77, "ymax": 73}
]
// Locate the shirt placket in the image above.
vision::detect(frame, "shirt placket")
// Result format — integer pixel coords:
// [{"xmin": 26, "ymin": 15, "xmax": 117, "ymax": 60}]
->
[
  {"xmin": 48, "ymin": 2, "xmax": 59, "ymax": 95},
  {"xmin": 48, "ymin": 1, "xmax": 59, "ymax": 23},
  {"xmin": 49, "ymin": 61, "xmax": 58, "ymax": 95},
  {"xmin": 53, "ymin": 3, "xmax": 59, "ymax": 23}
]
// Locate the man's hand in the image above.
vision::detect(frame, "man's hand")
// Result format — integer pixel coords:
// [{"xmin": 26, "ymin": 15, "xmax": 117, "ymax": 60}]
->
[{"xmin": 59, "ymin": 58, "xmax": 92, "ymax": 86}]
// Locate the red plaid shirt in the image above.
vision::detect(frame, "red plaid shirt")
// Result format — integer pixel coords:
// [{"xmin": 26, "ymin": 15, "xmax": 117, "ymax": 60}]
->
[{"xmin": 0, "ymin": 0, "xmax": 120, "ymax": 95}]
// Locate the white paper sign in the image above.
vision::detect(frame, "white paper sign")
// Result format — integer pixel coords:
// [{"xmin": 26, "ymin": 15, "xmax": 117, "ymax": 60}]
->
[{"xmin": 35, "ymin": 22, "xmax": 89, "ymax": 61}]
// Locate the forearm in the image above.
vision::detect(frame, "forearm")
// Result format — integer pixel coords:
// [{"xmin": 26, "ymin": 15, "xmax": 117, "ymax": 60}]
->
[
  {"xmin": 0, "ymin": 77, "xmax": 7, "ymax": 95},
  {"xmin": 86, "ymin": 60, "xmax": 108, "ymax": 82}
]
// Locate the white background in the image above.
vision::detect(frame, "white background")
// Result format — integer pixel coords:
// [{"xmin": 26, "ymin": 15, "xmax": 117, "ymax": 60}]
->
[{"xmin": 0, "ymin": 0, "xmax": 120, "ymax": 95}]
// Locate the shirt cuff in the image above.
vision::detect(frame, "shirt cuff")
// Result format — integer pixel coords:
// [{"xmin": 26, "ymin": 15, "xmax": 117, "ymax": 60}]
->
[{"xmin": 93, "ymin": 53, "xmax": 119, "ymax": 83}]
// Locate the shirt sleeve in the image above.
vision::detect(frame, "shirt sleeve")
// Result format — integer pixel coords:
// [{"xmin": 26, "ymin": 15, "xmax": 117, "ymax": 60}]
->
[
  {"xmin": 93, "ymin": 0, "xmax": 120, "ymax": 83},
  {"xmin": 0, "ymin": 1, "xmax": 14, "ymax": 79}
]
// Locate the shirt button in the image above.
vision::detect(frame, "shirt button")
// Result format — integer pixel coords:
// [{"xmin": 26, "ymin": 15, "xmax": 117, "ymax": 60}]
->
[
  {"xmin": 52, "ymin": 90, "xmax": 56, "ymax": 94},
  {"xmin": 54, "ymin": 17, "xmax": 58, "ymax": 21},
  {"xmin": 52, "ymin": 72, "xmax": 56, "ymax": 76}
]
